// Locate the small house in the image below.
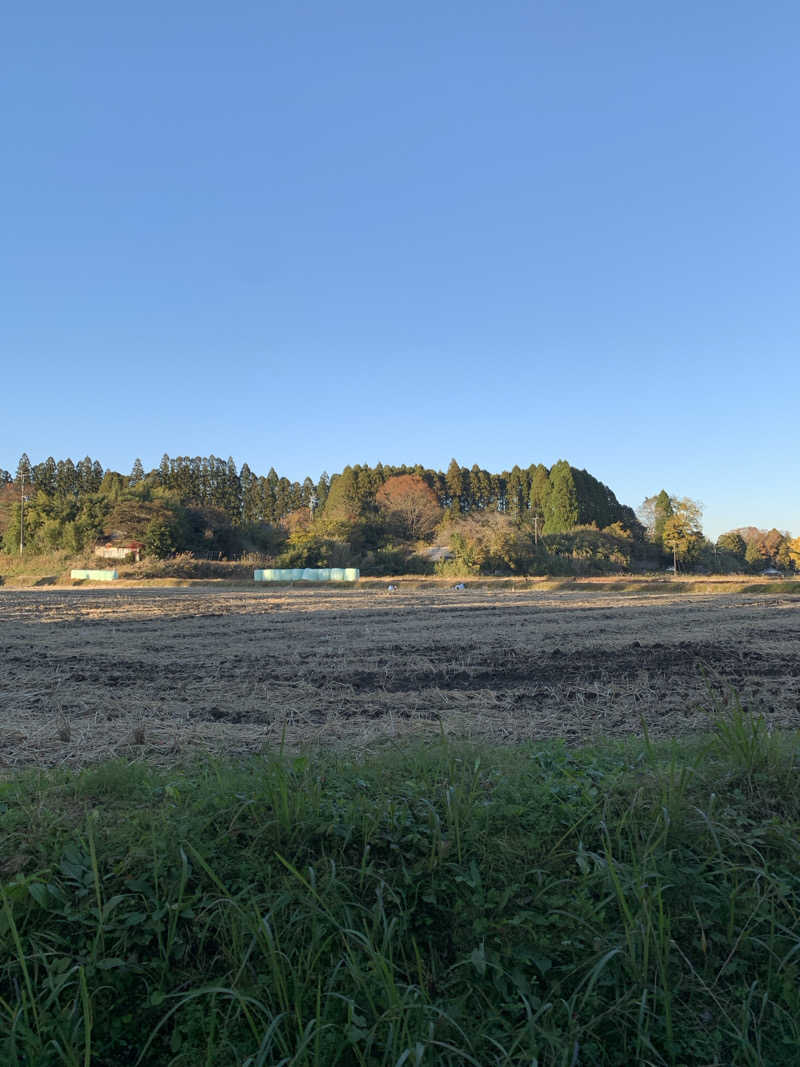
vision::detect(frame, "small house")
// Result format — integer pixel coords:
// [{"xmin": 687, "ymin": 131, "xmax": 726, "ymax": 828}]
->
[{"xmin": 95, "ymin": 537, "xmax": 144, "ymax": 563}]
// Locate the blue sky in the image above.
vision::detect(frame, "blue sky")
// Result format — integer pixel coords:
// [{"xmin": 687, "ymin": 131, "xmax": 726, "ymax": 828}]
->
[{"xmin": 3, "ymin": 2, "xmax": 798, "ymax": 539}]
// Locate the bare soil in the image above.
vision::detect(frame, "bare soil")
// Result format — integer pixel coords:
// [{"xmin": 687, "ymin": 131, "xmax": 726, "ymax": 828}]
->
[{"xmin": 1, "ymin": 586, "xmax": 799, "ymax": 767}]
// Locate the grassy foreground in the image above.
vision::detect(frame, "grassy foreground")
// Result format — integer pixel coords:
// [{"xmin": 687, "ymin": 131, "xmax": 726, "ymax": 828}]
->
[{"xmin": 2, "ymin": 707, "xmax": 800, "ymax": 1065}]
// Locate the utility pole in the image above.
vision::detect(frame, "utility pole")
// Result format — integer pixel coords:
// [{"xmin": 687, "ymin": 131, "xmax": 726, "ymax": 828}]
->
[{"xmin": 19, "ymin": 469, "xmax": 24, "ymax": 555}]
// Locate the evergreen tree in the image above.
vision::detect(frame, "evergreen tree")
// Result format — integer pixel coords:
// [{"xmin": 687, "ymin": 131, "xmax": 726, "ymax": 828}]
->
[
  {"xmin": 288, "ymin": 481, "xmax": 303, "ymax": 511},
  {"xmin": 15, "ymin": 453, "xmax": 33, "ymax": 485},
  {"xmin": 240, "ymin": 463, "xmax": 256, "ymax": 521},
  {"xmin": 99, "ymin": 471, "xmax": 126, "ymax": 500},
  {"xmin": 544, "ymin": 461, "xmax": 579, "ymax": 534},
  {"xmin": 265, "ymin": 468, "xmax": 280, "ymax": 522},
  {"xmin": 572, "ymin": 468, "xmax": 614, "ymax": 528},
  {"xmin": 206, "ymin": 456, "xmax": 227, "ymax": 510},
  {"xmin": 76, "ymin": 456, "xmax": 94, "ymax": 492},
  {"xmin": 469, "ymin": 464, "xmax": 486, "ymax": 510},
  {"xmin": 225, "ymin": 457, "xmax": 241, "ymax": 518},
  {"xmin": 34, "ymin": 457, "xmax": 57, "ymax": 496},
  {"xmin": 653, "ymin": 490, "xmax": 673, "ymax": 544},
  {"xmin": 189, "ymin": 458, "xmax": 202, "ymax": 501},
  {"xmin": 507, "ymin": 465, "xmax": 526, "ymax": 519},
  {"xmin": 371, "ymin": 462, "xmax": 387, "ymax": 493},
  {"xmin": 89, "ymin": 460, "xmax": 104, "ymax": 492},
  {"xmin": 255, "ymin": 476, "xmax": 271, "ymax": 523},
  {"xmin": 528, "ymin": 464, "xmax": 550, "ymax": 541},
  {"xmin": 445, "ymin": 459, "xmax": 467, "ymax": 514},
  {"xmin": 275, "ymin": 476, "xmax": 292, "ymax": 519},
  {"xmin": 169, "ymin": 458, "xmax": 191, "ymax": 502},
  {"xmin": 56, "ymin": 458, "xmax": 79, "ymax": 497},
  {"xmin": 431, "ymin": 470, "xmax": 448, "ymax": 508},
  {"xmin": 198, "ymin": 457, "xmax": 212, "ymax": 503},
  {"xmin": 323, "ymin": 467, "xmax": 364, "ymax": 522},
  {"xmin": 144, "ymin": 519, "xmax": 177, "ymax": 559},
  {"xmin": 130, "ymin": 458, "xmax": 145, "ymax": 485},
  {"xmin": 316, "ymin": 471, "xmax": 330, "ymax": 508}
]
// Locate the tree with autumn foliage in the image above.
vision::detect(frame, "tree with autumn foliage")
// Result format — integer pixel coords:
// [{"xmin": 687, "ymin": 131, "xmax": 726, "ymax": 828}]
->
[
  {"xmin": 662, "ymin": 498, "xmax": 703, "ymax": 572},
  {"xmin": 783, "ymin": 536, "xmax": 800, "ymax": 571},
  {"xmin": 376, "ymin": 474, "xmax": 442, "ymax": 541},
  {"xmin": 444, "ymin": 513, "xmax": 537, "ymax": 575}
]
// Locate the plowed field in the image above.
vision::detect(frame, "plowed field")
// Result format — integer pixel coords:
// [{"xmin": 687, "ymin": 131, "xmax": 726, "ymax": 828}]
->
[{"xmin": 2, "ymin": 586, "xmax": 799, "ymax": 767}]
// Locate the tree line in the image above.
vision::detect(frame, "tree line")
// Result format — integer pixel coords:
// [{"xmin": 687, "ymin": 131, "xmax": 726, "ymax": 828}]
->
[
  {"xmin": 1, "ymin": 454, "xmax": 638, "ymax": 527},
  {"xmin": 638, "ymin": 491, "xmax": 800, "ymax": 574},
  {"xmin": 1, "ymin": 454, "xmax": 797, "ymax": 575}
]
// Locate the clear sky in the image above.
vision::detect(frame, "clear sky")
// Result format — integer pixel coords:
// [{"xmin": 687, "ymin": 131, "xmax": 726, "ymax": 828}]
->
[{"xmin": 3, "ymin": 2, "xmax": 798, "ymax": 540}]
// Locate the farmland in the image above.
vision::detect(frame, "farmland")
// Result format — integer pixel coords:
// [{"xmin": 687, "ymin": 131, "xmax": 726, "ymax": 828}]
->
[
  {"xmin": 4, "ymin": 584, "xmax": 800, "ymax": 1064},
  {"xmin": 2, "ymin": 584, "xmax": 799, "ymax": 768}
]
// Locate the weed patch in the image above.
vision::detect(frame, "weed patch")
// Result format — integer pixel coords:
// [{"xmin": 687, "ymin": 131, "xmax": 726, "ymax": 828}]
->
[{"xmin": 2, "ymin": 709, "xmax": 800, "ymax": 1064}]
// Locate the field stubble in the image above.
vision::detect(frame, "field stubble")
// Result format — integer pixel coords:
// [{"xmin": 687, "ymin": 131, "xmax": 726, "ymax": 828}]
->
[{"xmin": 1, "ymin": 586, "xmax": 799, "ymax": 768}]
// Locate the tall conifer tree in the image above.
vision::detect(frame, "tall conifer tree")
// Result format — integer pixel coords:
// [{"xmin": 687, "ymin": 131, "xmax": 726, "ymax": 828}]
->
[{"xmin": 544, "ymin": 461, "xmax": 579, "ymax": 534}]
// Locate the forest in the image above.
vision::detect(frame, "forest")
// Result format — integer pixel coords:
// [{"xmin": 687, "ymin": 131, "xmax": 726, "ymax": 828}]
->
[{"xmin": 0, "ymin": 453, "xmax": 797, "ymax": 576}]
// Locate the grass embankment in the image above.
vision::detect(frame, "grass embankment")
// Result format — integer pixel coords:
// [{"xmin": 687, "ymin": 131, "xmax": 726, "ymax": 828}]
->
[
  {"xmin": 2, "ymin": 550, "xmax": 800, "ymax": 595},
  {"xmin": 0, "ymin": 552, "xmax": 261, "ymax": 588},
  {"xmin": 3, "ymin": 705, "xmax": 800, "ymax": 1065},
  {"xmin": 0, "ymin": 550, "xmax": 70, "ymax": 586},
  {"xmin": 361, "ymin": 576, "xmax": 800, "ymax": 596}
]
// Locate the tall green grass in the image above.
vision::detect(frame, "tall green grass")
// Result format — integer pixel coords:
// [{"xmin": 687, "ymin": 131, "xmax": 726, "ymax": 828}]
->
[{"xmin": 2, "ymin": 706, "xmax": 800, "ymax": 1064}]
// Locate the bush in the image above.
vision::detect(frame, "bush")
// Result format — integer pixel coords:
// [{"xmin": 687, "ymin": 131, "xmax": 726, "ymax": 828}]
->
[
  {"xmin": 277, "ymin": 531, "xmax": 354, "ymax": 569},
  {"xmin": 143, "ymin": 519, "xmax": 178, "ymax": 559},
  {"xmin": 122, "ymin": 554, "xmax": 256, "ymax": 579},
  {"xmin": 359, "ymin": 547, "xmax": 431, "ymax": 576}
]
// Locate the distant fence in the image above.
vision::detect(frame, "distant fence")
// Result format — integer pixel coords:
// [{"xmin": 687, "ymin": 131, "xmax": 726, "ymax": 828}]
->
[
  {"xmin": 254, "ymin": 568, "xmax": 360, "ymax": 583},
  {"xmin": 70, "ymin": 569, "xmax": 118, "ymax": 581}
]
